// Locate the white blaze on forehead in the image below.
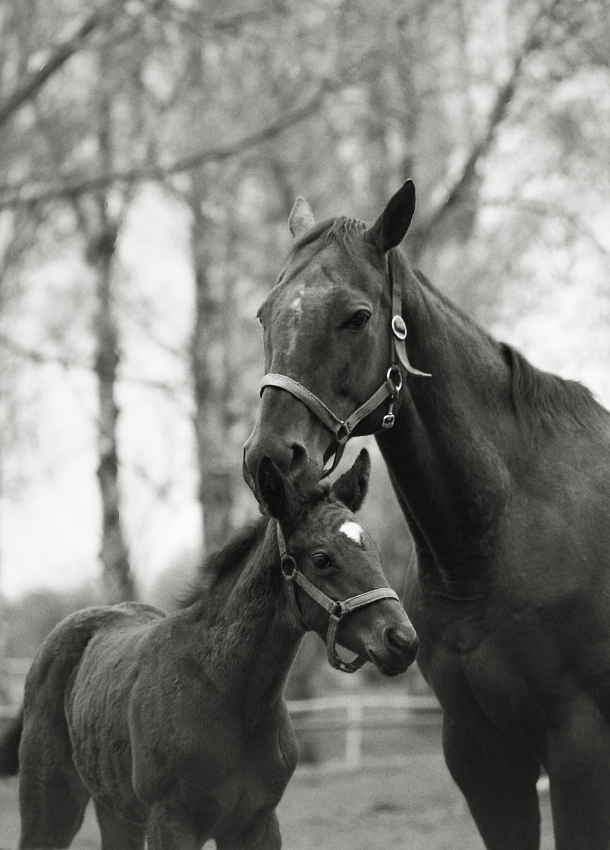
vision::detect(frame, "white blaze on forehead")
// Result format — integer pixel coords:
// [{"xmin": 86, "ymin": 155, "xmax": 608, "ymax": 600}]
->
[
  {"xmin": 339, "ymin": 521, "xmax": 364, "ymax": 546},
  {"xmin": 286, "ymin": 289, "xmax": 305, "ymax": 355}
]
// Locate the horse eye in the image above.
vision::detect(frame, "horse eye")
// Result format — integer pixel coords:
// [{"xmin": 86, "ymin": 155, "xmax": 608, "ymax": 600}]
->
[
  {"xmin": 312, "ymin": 552, "xmax": 331, "ymax": 570},
  {"xmin": 344, "ymin": 310, "xmax": 370, "ymax": 330}
]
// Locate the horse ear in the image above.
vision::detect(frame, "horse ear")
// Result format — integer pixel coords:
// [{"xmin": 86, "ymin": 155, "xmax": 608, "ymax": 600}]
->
[
  {"xmin": 289, "ymin": 197, "xmax": 316, "ymax": 239},
  {"xmin": 332, "ymin": 449, "xmax": 371, "ymax": 513},
  {"xmin": 258, "ymin": 456, "xmax": 300, "ymax": 522},
  {"xmin": 365, "ymin": 179, "xmax": 416, "ymax": 253}
]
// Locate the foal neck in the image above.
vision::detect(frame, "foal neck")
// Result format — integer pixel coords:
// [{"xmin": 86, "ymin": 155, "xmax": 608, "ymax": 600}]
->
[{"xmin": 195, "ymin": 521, "xmax": 303, "ymax": 724}]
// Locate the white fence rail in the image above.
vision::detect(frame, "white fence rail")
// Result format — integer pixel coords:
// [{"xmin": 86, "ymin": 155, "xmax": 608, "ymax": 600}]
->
[{"xmin": 287, "ymin": 693, "xmax": 441, "ymax": 770}]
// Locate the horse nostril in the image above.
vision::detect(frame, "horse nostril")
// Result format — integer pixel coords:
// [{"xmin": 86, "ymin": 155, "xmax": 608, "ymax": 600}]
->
[
  {"xmin": 384, "ymin": 624, "xmax": 419, "ymax": 659},
  {"xmin": 290, "ymin": 442, "xmax": 309, "ymax": 475}
]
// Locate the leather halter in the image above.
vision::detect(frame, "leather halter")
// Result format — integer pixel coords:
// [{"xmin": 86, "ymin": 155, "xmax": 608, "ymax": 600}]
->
[
  {"xmin": 276, "ymin": 521, "xmax": 400, "ymax": 673},
  {"xmin": 260, "ymin": 258, "xmax": 430, "ymax": 477}
]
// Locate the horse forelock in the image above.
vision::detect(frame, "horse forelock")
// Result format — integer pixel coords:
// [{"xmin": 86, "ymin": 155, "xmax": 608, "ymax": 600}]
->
[{"xmin": 289, "ymin": 215, "xmax": 368, "ymax": 258}]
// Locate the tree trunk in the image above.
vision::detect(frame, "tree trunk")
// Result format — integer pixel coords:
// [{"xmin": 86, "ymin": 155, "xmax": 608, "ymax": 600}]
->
[
  {"xmin": 89, "ymin": 223, "xmax": 135, "ymax": 603},
  {"xmin": 189, "ymin": 197, "xmax": 235, "ymax": 556},
  {"xmin": 86, "ymin": 42, "xmax": 134, "ymax": 603}
]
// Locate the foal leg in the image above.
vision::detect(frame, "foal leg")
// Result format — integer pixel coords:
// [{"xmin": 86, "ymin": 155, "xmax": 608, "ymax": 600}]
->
[
  {"xmin": 547, "ymin": 695, "xmax": 610, "ymax": 850},
  {"xmin": 94, "ymin": 801, "xmax": 146, "ymax": 850},
  {"xmin": 442, "ymin": 715, "xmax": 541, "ymax": 850}
]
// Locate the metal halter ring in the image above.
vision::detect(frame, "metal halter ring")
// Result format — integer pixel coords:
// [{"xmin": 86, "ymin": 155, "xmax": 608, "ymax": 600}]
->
[{"xmin": 387, "ymin": 365, "xmax": 403, "ymax": 395}]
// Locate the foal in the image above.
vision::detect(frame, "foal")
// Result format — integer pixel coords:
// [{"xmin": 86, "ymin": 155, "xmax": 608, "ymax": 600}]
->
[{"xmin": 1, "ymin": 450, "xmax": 417, "ymax": 850}]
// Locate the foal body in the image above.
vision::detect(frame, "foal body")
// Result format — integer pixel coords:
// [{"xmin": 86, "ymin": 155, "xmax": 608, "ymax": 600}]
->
[
  {"xmin": 23, "ymin": 579, "xmax": 297, "ymax": 850},
  {"xmin": 4, "ymin": 452, "xmax": 417, "ymax": 849}
]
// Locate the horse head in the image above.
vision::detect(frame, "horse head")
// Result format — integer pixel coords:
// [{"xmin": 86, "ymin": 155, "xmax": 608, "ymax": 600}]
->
[
  {"xmin": 243, "ymin": 180, "xmax": 425, "ymax": 499},
  {"xmin": 257, "ymin": 448, "xmax": 418, "ymax": 675}
]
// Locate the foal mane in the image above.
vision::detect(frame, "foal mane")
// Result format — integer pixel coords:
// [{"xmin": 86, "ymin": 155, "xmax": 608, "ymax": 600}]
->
[
  {"xmin": 177, "ymin": 482, "xmax": 332, "ymax": 613},
  {"xmin": 177, "ymin": 518, "xmax": 268, "ymax": 610}
]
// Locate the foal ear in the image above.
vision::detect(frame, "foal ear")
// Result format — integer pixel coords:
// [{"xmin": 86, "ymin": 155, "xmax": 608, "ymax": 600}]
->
[
  {"xmin": 365, "ymin": 179, "xmax": 416, "ymax": 253},
  {"xmin": 258, "ymin": 456, "xmax": 300, "ymax": 522},
  {"xmin": 332, "ymin": 449, "xmax": 371, "ymax": 513},
  {"xmin": 289, "ymin": 197, "xmax": 316, "ymax": 239}
]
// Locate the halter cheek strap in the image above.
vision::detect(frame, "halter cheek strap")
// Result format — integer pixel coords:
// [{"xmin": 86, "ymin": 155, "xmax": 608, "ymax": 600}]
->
[
  {"xmin": 276, "ymin": 521, "xmax": 400, "ymax": 673},
  {"xmin": 260, "ymin": 258, "xmax": 430, "ymax": 478}
]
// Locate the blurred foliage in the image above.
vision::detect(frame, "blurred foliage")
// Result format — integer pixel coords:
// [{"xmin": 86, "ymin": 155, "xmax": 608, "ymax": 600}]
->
[{"xmin": 0, "ymin": 0, "xmax": 609, "ymax": 697}]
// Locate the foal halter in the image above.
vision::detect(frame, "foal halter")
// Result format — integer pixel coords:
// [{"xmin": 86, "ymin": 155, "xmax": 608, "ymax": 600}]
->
[
  {"xmin": 276, "ymin": 521, "xmax": 400, "ymax": 673},
  {"xmin": 260, "ymin": 258, "xmax": 430, "ymax": 477}
]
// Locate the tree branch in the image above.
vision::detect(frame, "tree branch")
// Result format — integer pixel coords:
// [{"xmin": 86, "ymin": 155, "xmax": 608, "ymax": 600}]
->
[
  {"xmin": 0, "ymin": 2, "xmax": 124, "ymax": 129},
  {"xmin": 0, "ymin": 332, "xmax": 186, "ymax": 397},
  {"xmin": 409, "ymin": 0, "xmax": 562, "ymax": 256},
  {"xmin": 0, "ymin": 81, "xmax": 335, "ymax": 209}
]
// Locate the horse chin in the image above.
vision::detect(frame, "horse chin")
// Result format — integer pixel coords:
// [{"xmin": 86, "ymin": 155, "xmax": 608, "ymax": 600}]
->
[{"xmin": 367, "ymin": 649, "xmax": 414, "ymax": 678}]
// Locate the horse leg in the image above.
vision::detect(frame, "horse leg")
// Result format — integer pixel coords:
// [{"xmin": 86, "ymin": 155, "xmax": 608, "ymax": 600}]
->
[
  {"xmin": 145, "ymin": 796, "xmax": 222, "ymax": 850},
  {"xmin": 547, "ymin": 694, "xmax": 610, "ymax": 850},
  {"xmin": 93, "ymin": 800, "xmax": 146, "ymax": 850},
  {"xmin": 442, "ymin": 714, "xmax": 541, "ymax": 850},
  {"xmin": 217, "ymin": 810, "xmax": 282, "ymax": 850},
  {"xmin": 18, "ymin": 718, "xmax": 90, "ymax": 849}
]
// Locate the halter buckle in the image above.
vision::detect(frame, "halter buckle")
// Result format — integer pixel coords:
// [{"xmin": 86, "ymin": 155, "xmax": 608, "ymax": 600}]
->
[{"xmin": 381, "ymin": 412, "xmax": 395, "ymax": 429}]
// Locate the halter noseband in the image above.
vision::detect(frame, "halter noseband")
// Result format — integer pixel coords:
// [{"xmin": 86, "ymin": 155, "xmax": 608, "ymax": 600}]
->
[
  {"xmin": 260, "ymin": 258, "xmax": 430, "ymax": 477},
  {"xmin": 276, "ymin": 521, "xmax": 400, "ymax": 673}
]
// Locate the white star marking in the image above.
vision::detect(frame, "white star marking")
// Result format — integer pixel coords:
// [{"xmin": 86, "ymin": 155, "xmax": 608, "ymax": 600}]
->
[{"xmin": 339, "ymin": 521, "xmax": 364, "ymax": 546}]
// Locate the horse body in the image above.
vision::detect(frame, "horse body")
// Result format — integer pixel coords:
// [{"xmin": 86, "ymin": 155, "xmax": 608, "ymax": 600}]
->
[
  {"xmin": 243, "ymin": 182, "xmax": 610, "ymax": 849},
  {"xmin": 4, "ymin": 451, "xmax": 417, "ymax": 850}
]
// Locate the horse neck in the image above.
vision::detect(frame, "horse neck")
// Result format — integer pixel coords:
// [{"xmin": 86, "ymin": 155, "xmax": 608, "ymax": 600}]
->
[
  {"xmin": 195, "ymin": 522, "xmax": 303, "ymax": 723},
  {"xmin": 377, "ymin": 256, "xmax": 515, "ymax": 575}
]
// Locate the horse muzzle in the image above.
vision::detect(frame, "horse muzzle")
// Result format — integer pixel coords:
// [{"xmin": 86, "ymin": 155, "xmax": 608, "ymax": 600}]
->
[{"xmin": 243, "ymin": 391, "xmax": 330, "ymax": 500}]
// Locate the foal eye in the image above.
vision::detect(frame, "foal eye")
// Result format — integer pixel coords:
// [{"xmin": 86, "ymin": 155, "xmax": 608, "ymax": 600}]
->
[
  {"xmin": 312, "ymin": 552, "xmax": 332, "ymax": 570},
  {"xmin": 344, "ymin": 310, "xmax": 370, "ymax": 330}
]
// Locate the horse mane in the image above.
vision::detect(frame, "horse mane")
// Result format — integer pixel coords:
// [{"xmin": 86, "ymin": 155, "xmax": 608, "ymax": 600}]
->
[
  {"xmin": 500, "ymin": 342, "xmax": 608, "ymax": 434},
  {"xmin": 177, "ymin": 518, "xmax": 268, "ymax": 610}
]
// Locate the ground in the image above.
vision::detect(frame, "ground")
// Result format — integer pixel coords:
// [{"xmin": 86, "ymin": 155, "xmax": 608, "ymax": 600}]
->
[{"xmin": 0, "ymin": 724, "xmax": 555, "ymax": 849}]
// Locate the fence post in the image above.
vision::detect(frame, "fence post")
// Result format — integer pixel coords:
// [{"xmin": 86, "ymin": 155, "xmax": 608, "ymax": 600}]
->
[{"xmin": 345, "ymin": 699, "xmax": 363, "ymax": 769}]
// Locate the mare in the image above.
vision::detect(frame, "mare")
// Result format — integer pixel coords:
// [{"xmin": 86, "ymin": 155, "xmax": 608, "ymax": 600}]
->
[
  {"xmin": 242, "ymin": 180, "xmax": 610, "ymax": 850},
  {"xmin": 0, "ymin": 450, "xmax": 418, "ymax": 850}
]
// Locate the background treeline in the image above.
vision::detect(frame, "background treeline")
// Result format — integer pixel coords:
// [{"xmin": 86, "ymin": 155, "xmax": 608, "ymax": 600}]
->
[{"xmin": 0, "ymin": 0, "xmax": 609, "ymax": 693}]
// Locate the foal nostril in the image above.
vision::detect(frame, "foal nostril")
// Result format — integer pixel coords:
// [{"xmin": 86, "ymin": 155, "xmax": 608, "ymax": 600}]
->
[
  {"xmin": 289, "ymin": 442, "xmax": 309, "ymax": 475},
  {"xmin": 384, "ymin": 624, "xmax": 419, "ymax": 659}
]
